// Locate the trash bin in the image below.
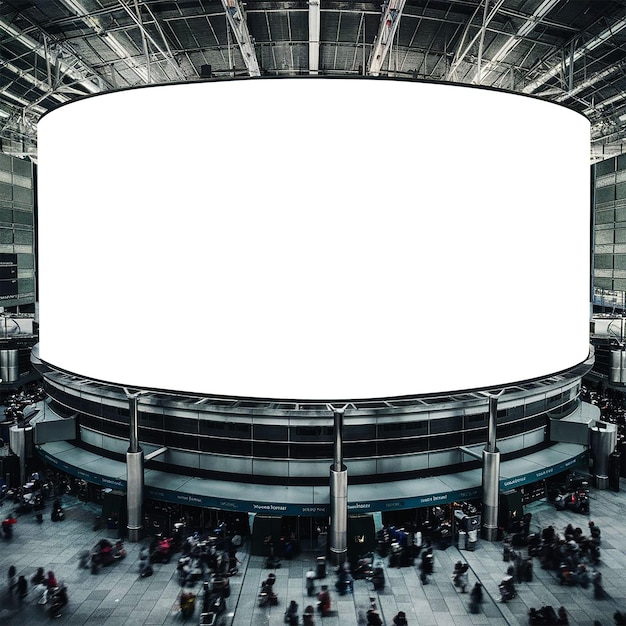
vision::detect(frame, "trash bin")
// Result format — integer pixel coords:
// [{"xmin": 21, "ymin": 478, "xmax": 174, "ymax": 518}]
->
[
  {"xmin": 316, "ymin": 555, "xmax": 326, "ymax": 579},
  {"xmin": 458, "ymin": 530, "xmax": 467, "ymax": 549},
  {"xmin": 467, "ymin": 529, "xmax": 478, "ymax": 551}
]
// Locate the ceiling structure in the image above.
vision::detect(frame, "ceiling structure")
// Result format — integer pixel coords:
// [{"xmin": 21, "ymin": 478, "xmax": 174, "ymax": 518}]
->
[{"xmin": 0, "ymin": 0, "xmax": 625, "ymax": 163}]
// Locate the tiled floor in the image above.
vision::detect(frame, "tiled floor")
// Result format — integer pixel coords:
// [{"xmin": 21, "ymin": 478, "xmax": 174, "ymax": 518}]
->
[{"xmin": 1, "ymin": 480, "xmax": 625, "ymax": 625}]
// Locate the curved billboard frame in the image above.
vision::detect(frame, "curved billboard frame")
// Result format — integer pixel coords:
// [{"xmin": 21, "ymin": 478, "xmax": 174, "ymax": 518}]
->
[{"xmin": 36, "ymin": 76, "xmax": 591, "ymax": 400}]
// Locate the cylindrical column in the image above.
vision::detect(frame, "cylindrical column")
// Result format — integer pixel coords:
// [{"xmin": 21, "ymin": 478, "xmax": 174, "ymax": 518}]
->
[
  {"xmin": 0, "ymin": 349, "xmax": 18, "ymax": 383},
  {"xmin": 129, "ymin": 394, "xmax": 140, "ymax": 453},
  {"xmin": 481, "ymin": 393, "xmax": 501, "ymax": 541},
  {"xmin": 329, "ymin": 465, "xmax": 348, "ymax": 565},
  {"xmin": 610, "ymin": 348, "xmax": 625, "ymax": 385},
  {"xmin": 487, "ymin": 395, "xmax": 498, "ymax": 453},
  {"xmin": 329, "ymin": 407, "xmax": 347, "ymax": 565},
  {"xmin": 126, "ymin": 450, "xmax": 144, "ymax": 542},
  {"xmin": 481, "ymin": 449, "xmax": 500, "ymax": 541},
  {"xmin": 333, "ymin": 408, "xmax": 343, "ymax": 471},
  {"xmin": 590, "ymin": 422, "xmax": 617, "ymax": 489},
  {"xmin": 126, "ymin": 393, "xmax": 144, "ymax": 542},
  {"xmin": 9, "ymin": 424, "xmax": 33, "ymax": 485}
]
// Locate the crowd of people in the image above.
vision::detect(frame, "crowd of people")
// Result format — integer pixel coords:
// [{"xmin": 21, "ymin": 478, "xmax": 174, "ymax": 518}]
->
[
  {"xmin": 6, "ymin": 564, "xmax": 67, "ymax": 617},
  {"xmin": 2, "ymin": 383, "xmax": 45, "ymax": 425}
]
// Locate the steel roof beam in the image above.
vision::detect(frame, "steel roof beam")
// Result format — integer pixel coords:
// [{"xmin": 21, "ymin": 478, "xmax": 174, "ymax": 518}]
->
[
  {"xmin": 556, "ymin": 58, "xmax": 626, "ymax": 103},
  {"xmin": 0, "ymin": 88, "xmax": 47, "ymax": 122},
  {"xmin": 1, "ymin": 56, "xmax": 72, "ymax": 106},
  {"xmin": 118, "ymin": 1, "xmax": 186, "ymax": 81},
  {"xmin": 309, "ymin": 0, "xmax": 320, "ymax": 75},
  {"xmin": 523, "ymin": 15, "xmax": 626, "ymax": 94},
  {"xmin": 472, "ymin": 0, "xmax": 559, "ymax": 85},
  {"xmin": 59, "ymin": 0, "xmax": 150, "ymax": 84},
  {"xmin": 585, "ymin": 91, "xmax": 626, "ymax": 118},
  {"xmin": 220, "ymin": 0, "xmax": 261, "ymax": 76},
  {"xmin": 367, "ymin": 0, "xmax": 407, "ymax": 76},
  {"xmin": 0, "ymin": 14, "xmax": 102, "ymax": 95},
  {"xmin": 446, "ymin": 0, "xmax": 505, "ymax": 81}
]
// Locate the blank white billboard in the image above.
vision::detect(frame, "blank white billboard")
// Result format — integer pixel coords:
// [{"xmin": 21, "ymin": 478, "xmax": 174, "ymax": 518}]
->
[{"xmin": 36, "ymin": 78, "xmax": 590, "ymax": 400}]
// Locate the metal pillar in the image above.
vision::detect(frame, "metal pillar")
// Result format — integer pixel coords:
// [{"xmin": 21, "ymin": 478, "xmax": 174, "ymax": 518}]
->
[
  {"xmin": 126, "ymin": 392, "xmax": 144, "ymax": 542},
  {"xmin": 8, "ymin": 424, "xmax": 32, "ymax": 486},
  {"xmin": 329, "ymin": 407, "xmax": 348, "ymax": 566},
  {"xmin": 481, "ymin": 393, "xmax": 501, "ymax": 541}
]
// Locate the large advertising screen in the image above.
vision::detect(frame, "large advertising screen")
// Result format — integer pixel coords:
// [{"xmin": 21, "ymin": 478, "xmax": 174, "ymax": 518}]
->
[{"xmin": 37, "ymin": 77, "xmax": 590, "ymax": 400}]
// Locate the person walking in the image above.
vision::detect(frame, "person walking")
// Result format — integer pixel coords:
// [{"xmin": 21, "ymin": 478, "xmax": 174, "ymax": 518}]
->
[
  {"xmin": 7, "ymin": 565, "xmax": 16, "ymax": 595},
  {"xmin": 469, "ymin": 582, "xmax": 483, "ymax": 614},
  {"xmin": 16, "ymin": 575, "xmax": 27, "ymax": 602}
]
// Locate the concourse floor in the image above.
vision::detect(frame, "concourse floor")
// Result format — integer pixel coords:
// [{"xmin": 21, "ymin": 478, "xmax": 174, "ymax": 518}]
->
[{"xmin": 0, "ymin": 481, "xmax": 625, "ymax": 625}]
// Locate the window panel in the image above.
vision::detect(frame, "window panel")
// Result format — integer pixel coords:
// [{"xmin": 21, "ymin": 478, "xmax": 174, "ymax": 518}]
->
[
  {"xmin": 13, "ymin": 210, "xmax": 32, "ymax": 225},
  {"xmin": 254, "ymin": 424, "xmax": 288, "ymax": 441},
  {"xmin": 596, "ymin": 210, "xmax": 614, "ymax": 225},
  {"xmin": 290, "ymin": 442, "xmax": 333, "ymax": 459},
  {"xmin": 430, "ymin": 432, "xmax": 462, "ymax": 450},
  {"xmin": 253, "ymin": 441, "xmax": 288, "ymax": 458},
  {"xmin": 596, "ymin": 229, "xmax": 614, "ymax": 245},
  {"xmin": 345, "ymin": 441, "xmax": 377, "ymax": 457},
  {"xmin": 597, "ymin": 158, "xmax": 616, "ymax": 176},
  {"xmin": 199, "ymin": 437, "xmax": 252, "ymax": 456},
  {"xmin": 429, "ymin": 416, "xmax": 461, "ymax": 434},
  {"xmin": 596, "ymin": 186, "xmax": 615, "ymax": 204},
  {"xmin": 164, "ymin": 415, "xmax": 198, "ymax": 434},
  {"xmin": 14, "ymin": 230, "xmax": 32, "ymax": 245},
  {"xmin": 525, "ymin": 399, "xmax": 546, "ymax": 416}
]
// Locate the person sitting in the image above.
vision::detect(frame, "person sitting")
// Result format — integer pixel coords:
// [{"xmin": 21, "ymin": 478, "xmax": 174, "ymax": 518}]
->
[
  {"xmin": 303, "ymin": 605, "xmax": 315, "ymax": 625},
  {"xmin": 317, "ymin": 585, "xmax": 331, "ymax": 616},
  {"xmin": 393, "ymin": 611, "xmax": 408, "ymax": 625},
  {"xmin": 31, "ymin": 567, "xmax": 46, "ymax": 586},
  {"xmin": 367, "ymin": 608, "xmax": 383, "ymax": 625},
  {"xmin": 51, "ymin": 499, "xmax": 64, "ymax": 522},
  {"xmin": 49, "ymin": 584, "xmax": 68, "ymax": 618},
  {"xmin": 38, "ymin": 571, "xmax": 58, "ymax": 604},
  {"xmin": 45, "ymin": 571, "xmax": 58, "ymax": 589}
]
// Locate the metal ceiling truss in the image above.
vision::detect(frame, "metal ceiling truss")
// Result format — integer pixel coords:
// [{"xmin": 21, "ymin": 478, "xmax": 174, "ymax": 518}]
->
[
  {"xmin": 309, "ymin": 0, "xmax": 320, "ymax": 75},
  {"xmin": 448, "ymin": 0, "xmax": 505, "ymax": 84},
  {"xmin": 221, "ymin": 0, "xmax": 261, "ymax": 76},
  {"xmin": 0, "ymin": 14, "xmax": 104, "ymax": 96},
  {"xmin": 367, "ymin": 0, "xmax": 407, "ymax": 76},
  {"xmin": 1, "ymin": 1, "xmax": 626, "ymax": 160},
  {"xmin": 58, "ymin": 0, "xmax": 150, "ymax": 84},
  {"xmin": 117, "ymin": 1, "xmax": 186, "ymax": 81},
  {"xmin": 522, "ymin": 14, "xmax": 626, "ymax": 95},
  {"xmin": 471, "ymin": 0, "xmax": 560, "ymax": 86}
]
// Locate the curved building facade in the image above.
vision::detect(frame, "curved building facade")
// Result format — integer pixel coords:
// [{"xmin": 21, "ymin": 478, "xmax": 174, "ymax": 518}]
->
[{"xmin": 33, "ymin": 348, "xmax": 593, "ymax": 514}]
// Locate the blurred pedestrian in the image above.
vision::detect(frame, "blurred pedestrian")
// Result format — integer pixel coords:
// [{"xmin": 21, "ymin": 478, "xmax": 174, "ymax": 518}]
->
[
  {"xmin": 7, "ymin": 565, "xmax": 16, "ymax": 595},
  {"xmin": 16, "ymin": 575, "xmax": 27, "ymax": 601},
  {"xmin": 469, "ymin": 582, "xmax": 483, "ymax": 614}
]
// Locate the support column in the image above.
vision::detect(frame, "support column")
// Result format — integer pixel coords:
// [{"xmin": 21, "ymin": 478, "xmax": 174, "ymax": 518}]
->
[
  {"xmin": 8, "ymin": 423, "xmax": 32, "ymax": 486},
  {"xmin": 126, "ymin": 392, "xmax": 144, "ymax": 542},
  {"xmin": 481, "ymin": 393, "xmax": 501, "ymax": 542},
  {"xmin": 329, "ymin": 407, "xmax": 347, "ymax": 566}
]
